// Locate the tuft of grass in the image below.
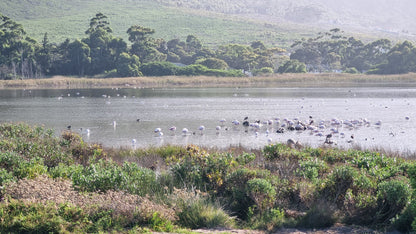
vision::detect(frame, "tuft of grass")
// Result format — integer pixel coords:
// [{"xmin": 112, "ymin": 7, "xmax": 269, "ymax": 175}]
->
[{"xmin": 166, "ymin": 188, "xmax": 235, "ymax": 229}]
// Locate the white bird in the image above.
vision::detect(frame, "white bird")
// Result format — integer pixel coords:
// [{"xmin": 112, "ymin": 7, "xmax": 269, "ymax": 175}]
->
[
  {"xmin": 132, "ymin": 139, "xmax": 137, "ymax": 145},
  {"xmin": 219, "ymin": 119, "xmax": 226, "ymax": 126},
  {"xmin": 182, "ymin": 128, "xmax": 189, "ymax": 135},
  {"xmin": 154, "ymin": 128, "xmax": 162, "ymax": 133},
  {"xmin": 198, "ymin": 125, "xmax": 205, "ymax": 134}
]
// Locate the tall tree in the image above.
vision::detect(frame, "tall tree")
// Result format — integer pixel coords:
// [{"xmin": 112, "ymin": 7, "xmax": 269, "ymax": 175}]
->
[
  {"xmin": 85, "ymin": 12, "xmax": 112, "ymax": 35},
  {"xmin": 84, "ymin": 13, "xmax": 126, "ymax": 75},
  {"xmin": 127, "ymin": 25, "xmax": 166, "ymax": 63},
  {"xmin": 216, "ymin": 44, "xmax": 256, "ymax": 72},
  {"xmin": 66, "ymin": 39, "xmax": 91, "ymax": 76},
  {"xmin": 0, "ymin": 14, "xmax": 38, "ymax": 79}
]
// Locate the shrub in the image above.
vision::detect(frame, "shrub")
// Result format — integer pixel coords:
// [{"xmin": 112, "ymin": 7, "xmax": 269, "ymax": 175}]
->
[
  {"xmin": 0, "ymin": 200, "xmax": 68, "ymax": 233},
  {"xmin": 375, "ymin": 179, "xmax": 411, "ymax": 223},
  {"xmin": 295, "ymin": 157, "xmax": 328, "ymax": 181},
  {"xmin": 263, "ymin": 143, "xmax": 301, "ymax": 160},
  {"xmin": 320, "ymin": 165, "xmax": 357, "ymax": 207},
  {"xmin": 149, "ymin": 212, "xmax": 174, "ymax": 232},
  {"xmin": 140, "ymin": 61, "xmax": 178, "ymax": 76},
  {"xmin": 252, "ymin": 67, "xmax": 274, "ymax": 76},
  {"xmin": 71, "ymin": 159, "xmax": 157, "ymax": 196},
  {"xmin": 246, "ymin": 178, "xmax": 276, "ymax": 213},
  {"xmin": 223, "ymin": 168, "xmax": 275, "ymax": 219},
  {"xmin": 247, "ymin": 208, "xmax": 285, "ymax": 231},
  {"xmin": 277, "ymin": 59, "xmax": 307, "ymax": 73},
  {"xmin": 195, "ymin": 57, "xmax": 228, "ymax": 69},
  {"xmin": 394, "ymin": 199, "xmax": 416, "ymax": 233},
  {"xmin": 0, "ymin": 123, "xmax": 73, "ymax": 167}
]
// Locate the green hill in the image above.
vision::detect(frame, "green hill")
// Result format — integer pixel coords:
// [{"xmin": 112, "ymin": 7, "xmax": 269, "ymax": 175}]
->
[{"xmin": 0, "ymin": 0, "xmax": 319, "ymax": 48}]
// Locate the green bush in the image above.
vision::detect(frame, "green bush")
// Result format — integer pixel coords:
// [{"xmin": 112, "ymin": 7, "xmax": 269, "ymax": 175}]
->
[
  {"xmin": 149, "ymin": 212, "xmax": 174, "ymax": 232},
  {"xmin": 0, "ymin": 123, "xmax": 73, "ymax": 167},
  {"xmin": 375, "ymin": 179, "xmax": 411, "ymax": 223},
  {"xmin": 140, "ymin": 61, "xmax": 178, "ymax": 76},
  {"xmin": 246, "ymin": 178, "xmax": 276, "ymax": 213},
  {"xmin": 252, "ymin": 67, "xmax": 274, "ymax": 76},
  {"xmin": 394, "ymin": 199, "xmax": 416, "ymax": 233},
  {"xmin": 195, "ymin": 57, "xmax": 228, "ymax": 69},
  {"xmin": 0, "ymin": 200, "xmax": 68, "ymax": 233},
  {"xmin": 247, "ymin": 207, "xmax": 285, "ymax": 231},
  {"xmin": 263, "ymin": 143, "xmax": 303, "ymax": 160},
  {"xmin": 320, "ymin": 165, "xmax": 357, "ymax": 207},
  {"xmin": 0, "ymin": 152, "xmax": 47, "ymax": 179},
  {"xmin": 295, "ymin": 157, "xmax": 328, "ymax": 181},
  {"xmin": 70, "ymin": 159, "xmax": 157, "ymax": 196}
]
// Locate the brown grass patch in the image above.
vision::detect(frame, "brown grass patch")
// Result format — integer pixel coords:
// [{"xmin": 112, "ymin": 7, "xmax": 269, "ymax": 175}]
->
[
  {"xmin": 3, "ymin": 175, "xmax": 177, "ymax": 222},
  {"xmin": 1, "ymin": 73, "xmax": 416, "ymax": 89}
]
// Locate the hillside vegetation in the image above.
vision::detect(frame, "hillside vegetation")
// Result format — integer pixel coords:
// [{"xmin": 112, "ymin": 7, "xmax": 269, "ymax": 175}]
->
[
  {"xmin": 157, "ymin": 0, "xmax": 416, "ymax": 39},
  {"xmin": 0, "ymin": 0, "xmax": 315, "ymax": 48}
]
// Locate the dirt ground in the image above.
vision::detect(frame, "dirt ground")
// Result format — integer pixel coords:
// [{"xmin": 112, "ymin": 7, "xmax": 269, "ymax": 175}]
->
[{"xmin": 189, "ymin": 224, "xmax": 399, "ymax": 234}]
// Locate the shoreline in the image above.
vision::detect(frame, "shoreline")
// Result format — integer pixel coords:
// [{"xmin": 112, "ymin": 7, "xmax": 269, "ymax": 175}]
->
[{"xmin": 1, "ymin": 73, "xmax": 416, "ymax": 89}]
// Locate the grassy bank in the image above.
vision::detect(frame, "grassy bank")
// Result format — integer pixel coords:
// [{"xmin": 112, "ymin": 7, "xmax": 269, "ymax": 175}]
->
[
  {"xmin": 2, "ymin": 73, "xmax": 416, "ymax": 89},
  {"xmin": 0, "ymin": 123, "xmax": 416, "ymax": 233}
]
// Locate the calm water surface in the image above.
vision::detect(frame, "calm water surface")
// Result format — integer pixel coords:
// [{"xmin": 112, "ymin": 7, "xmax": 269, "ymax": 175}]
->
[{"xmin": 1, "ymin": 87, "xmax": 416, "ymax": 154}]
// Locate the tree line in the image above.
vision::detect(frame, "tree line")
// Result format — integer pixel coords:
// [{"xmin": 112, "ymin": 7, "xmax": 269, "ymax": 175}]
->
[{"xmin": 1, "ymin": 13, "xmax": 416, "ymax": 80}]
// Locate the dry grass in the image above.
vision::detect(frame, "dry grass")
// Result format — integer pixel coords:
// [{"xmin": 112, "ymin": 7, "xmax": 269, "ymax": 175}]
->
[
  {"xmin": 3, "ymin": 175, "xmax": 177, "ymax": 222},
  {"xmin": 1, "ymin": 73, "xmax": 416, "ymax": 89}
]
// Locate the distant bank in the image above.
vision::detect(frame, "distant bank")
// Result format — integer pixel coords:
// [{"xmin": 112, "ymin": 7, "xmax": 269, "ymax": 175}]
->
[{"xmin": 1, "ymin": 73, "xmax": 416, "ymax": 89}]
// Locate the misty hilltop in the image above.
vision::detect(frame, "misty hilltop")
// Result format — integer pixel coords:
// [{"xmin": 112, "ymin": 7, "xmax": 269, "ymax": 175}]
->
[{"xmin": 157, "ymin": 0, "xmax": 416, "ymax": 37}]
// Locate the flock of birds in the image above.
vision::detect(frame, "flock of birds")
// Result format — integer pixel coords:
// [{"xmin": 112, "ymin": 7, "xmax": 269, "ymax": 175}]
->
[{"xmin": 125, "ymin": 115, "xmax": 403, "ymax": 149}]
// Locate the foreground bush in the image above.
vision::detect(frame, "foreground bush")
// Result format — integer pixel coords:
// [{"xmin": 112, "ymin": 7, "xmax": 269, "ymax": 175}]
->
[{"xmin": 1, "ymin": 123, "xmax": 416, "ymax": 233}]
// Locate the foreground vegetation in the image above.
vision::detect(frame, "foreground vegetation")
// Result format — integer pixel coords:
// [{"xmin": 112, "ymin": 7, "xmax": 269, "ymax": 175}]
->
[{"xmin": 1, "ymin": 123, "xmax": 416, "ymax": 233}]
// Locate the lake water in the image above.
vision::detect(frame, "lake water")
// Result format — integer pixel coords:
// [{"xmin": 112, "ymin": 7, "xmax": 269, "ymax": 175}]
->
[{"xmin": 1, "ymin": 86, "xmax": 416, "ymax": 154}]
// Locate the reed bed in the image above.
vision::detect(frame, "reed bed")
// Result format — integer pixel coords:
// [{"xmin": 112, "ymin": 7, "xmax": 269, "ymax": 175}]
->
[{"xmin": 2, "ymin": 73, "xmax": 416, "ymax": 89}]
